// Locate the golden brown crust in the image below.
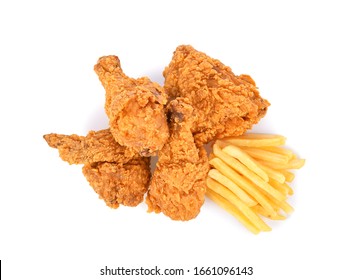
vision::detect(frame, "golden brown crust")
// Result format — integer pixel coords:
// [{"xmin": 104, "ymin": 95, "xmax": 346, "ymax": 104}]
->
[
  {"xmin": 44, "ymin": 129, "xmax": 151, "ymax": 208},
  {"xmin": 82, "ymin": 158, "xmax": 150, "ymax": 208},
  {"xmin": 43, "ymin": 129, "xmax": 136, "ymax": 164},
  {"xmin": 94, "ymin": 55, "xmax": 169, "ymax": 156},
  {"xmin": 163, "ymin": 45, "xmax": 270, "ymax": 143},
  {"xmin": 146, "ymin": 98, "xmax": 209, "ymax": 221}
]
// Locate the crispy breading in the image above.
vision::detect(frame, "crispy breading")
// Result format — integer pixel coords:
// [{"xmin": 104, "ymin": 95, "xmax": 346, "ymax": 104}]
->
[
  {"xmin": 146, "ymin": 98, "xmax": 209, "ymax": 221},
  {"xmin": 163, "ymin": 45, "xmax": 270, "ymax": 143},
  {"xmin": 43, "ymin": 129, "xmax": 137, "ymax": 164},
  {"xmin": 43, "ymin": 129, "xmax": 150, "ymax": 208},
  {"xmin": 82, "ymin": 159, "xmax": 150, "ymax": 208},
  {"xmin": 94, "ymin": 55, "xmax": 169, "ymax": 156}
]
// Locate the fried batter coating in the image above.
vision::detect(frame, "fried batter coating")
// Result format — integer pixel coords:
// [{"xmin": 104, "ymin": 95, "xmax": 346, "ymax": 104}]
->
[
  {"xmin": 146, "ymin": 98, "xmax": 209, "ymax": 221},
  {"xmin": 163, "ymin": 45, "xmax": 270, "ymax": 143},
  {"xmin": 43, "ymin": 129, "xmax": 136, "ymax": 164},
  {"xmin": 43, "ymin": 129, "xmax": 150, "ymax": 208},
  {"xmin": 94, "ymin": 55, "xmax": 169, "ymax": 156},
  {"xmin": 82, "ymin": 159, "xmax": 150, "ymax": 208}
]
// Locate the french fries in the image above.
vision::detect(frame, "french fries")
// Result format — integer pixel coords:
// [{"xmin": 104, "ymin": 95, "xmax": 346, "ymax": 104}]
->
[
  {"xmin": 221, "ymin": 144, "xmax": 269, "ymax": 181},
  {"xmin": 221, "ymin": 134, "xmax": 286, "ymax": 147},
  {"xmin": 206, "ymin": 133, "xmax": 305, "ymax": 234},
  {"xmin": 208, "ymin": 169, "xmax": 257, "ymax": 207},
  {"xmin": 206, "ymin": 188, "xmax": 261, "ymax": 234},
  {"xmin": 207, "ymin": 178, "xmax": 271, "ymax": 232},
  {"xmin": 241, "ymin": 147, "xmax": 290, "ymax": 164},
  {"xmin": 209, "ymin": 157, "xmax": 277, "ymax": 216}
]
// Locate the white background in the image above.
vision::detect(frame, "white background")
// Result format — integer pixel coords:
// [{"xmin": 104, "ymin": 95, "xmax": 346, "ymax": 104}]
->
[{"xmin": 1, "ymin": 0, "xmax": 351, "ymax": 279}]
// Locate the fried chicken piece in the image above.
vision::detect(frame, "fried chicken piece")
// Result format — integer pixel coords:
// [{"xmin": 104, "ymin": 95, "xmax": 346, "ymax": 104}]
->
[
  {"xmin": 44, "ymin": 129, "xmax": 150, "ymax": 208},
  {"xmin": 163, "ymin": 45, "xmax": 270, "ymax": 143},
  {"xmin": 94, "ymin": 55, "xmax": 169, "ymax": 156},
  {"xmin": 44, "ymin": 129, "xmax": 136, "ymax": 164},
  {"xmin": 82, "ymin": 159, "xmax": 150, "ymax": 208},
  {"xmin": 146, "ymin": 98, "xmax": 209, "ymax": 221}
]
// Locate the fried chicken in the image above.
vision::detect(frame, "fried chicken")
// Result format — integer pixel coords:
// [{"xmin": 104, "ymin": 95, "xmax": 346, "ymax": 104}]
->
[
  {"xmin": 44, "ymin": 129, "xmax": 150, "ymax": 208},
  {"xmin": 44, "ymin": 46, "xmax": 271, "ymax": 221},
  {"xmin": 163, "ymin": 45, "xmax": 270, "ymax": 144},
  {"xmin": 94, "ymin": 55, "xmax": 169, "ymax": 156},
  {"xmin": 146, "ymin": 98, "xmax": 209, "ymax": 221}
]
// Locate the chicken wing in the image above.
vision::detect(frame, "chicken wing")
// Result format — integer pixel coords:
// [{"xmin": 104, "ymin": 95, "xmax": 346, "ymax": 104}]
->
[
  {"xmin": 44, "ymin": 129, "xmax": 150, "ymax": 208},
  {"xmin": 146, "ymin": 98, "xmax": 209, "ymax": 221},
  {"xmin": 94, "ymin": 55, "xmax": 169, "ymax": 156},
  {"xmin": 163, "ymin": 45, "xmax": 270, "ymax": 143}
]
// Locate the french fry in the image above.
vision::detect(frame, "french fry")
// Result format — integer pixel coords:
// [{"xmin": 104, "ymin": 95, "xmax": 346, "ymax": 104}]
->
[
  {"xmin": 208, "ymin": 158, "xmax": 278, "ymax": 216},
  {"xmin": 260, "ymin": 146, "xmax": 294, "ymax": 159},
  {"xmin": 241, "ymin": 147, "xmax": 290, "ymax": 164},
  {"xmin": 206, "ymin": 188, "xmax": 260, "ymax": 234},
  {"xmin": 258, "ymin": 158, "xmax": 305, "ymax": 170},
  {"xmin": 264, "ymin": 191, "xmax": 294, "ymax": 215},
  {"xmin": 273, "ymin": 199, "xmax": 294, "ymax": 215},
  {"xmin": 210, "ymin": 158, "xmax": 286, "ymax": 202},
  {"xmin": 279, "ymin": 169, "xmax": 295, "ymax": 183},
  {"xmin": 252, "ymin": 205, "xmax": 286, "ymax": 220},
  {"xmin": 208, "ymin": 169, "xmax": 256, "ymax": 207},
  {"xmin": 222, "ymin": 145, "xmax": 268, "ymax": 181},
  {"xmin": 287, "ymin": 158, "xmax": 305, "ymax": 169},
  {"xmin": 221, "ymin": 134, "xmax": 286, "ymax": 147},
  {"xmin": 255, "ymin": 161, "xmax": 286, "ymax": 183},
  {"xmin": 269, "ymin": 179, "xmax": 289, "ymax": 196},
  {"xmin": 270, "ymin": 179, "xmax": 294, "ymax": 195},
  {"xmin": 213, "ymin": 143, "xmax": 269, "ymax": 182},
  {"xmin": 207, "ymin": 178, "xmax": 271, "ymax": 232},
  {"xmin": 284, "ymin": 182, "xmax": 294, "ymax": 196}
]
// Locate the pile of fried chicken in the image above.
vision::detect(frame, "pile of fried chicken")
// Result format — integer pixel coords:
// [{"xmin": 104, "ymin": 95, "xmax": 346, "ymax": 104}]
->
[{"xmin": 44, "ymin": 45, "xmax": 269, "ymax": 221}]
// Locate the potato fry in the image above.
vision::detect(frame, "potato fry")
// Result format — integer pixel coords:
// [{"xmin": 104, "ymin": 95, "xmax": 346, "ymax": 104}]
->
[
  {"xmin": 258, "ymin": 158, "xmax": 305, "ymax": 170},
  {"xmin": 208, "ymin": 158, "xmax": 278, "ymax": 216},
  {"xmin": 255, "ymin": 161, "xmax": 286, "ymax": 183},
  {"xmin": 284, "ymin": 183, "xmax": 294, "ymax": 196},
  {"xmin": 279, "ymin": 169, "xmax": 295, "ymax": 183},
  {"xmin": 252, "ymin": 205, "xmax": 286, "ymax": 220},
  {"xmin": 213, "ymin": 143, "xmax": 269, "ymax": 182},
  {"xmin": 262, "ymin": 190, "xmax": 294, "ymax": 214},
  {"xmin": 270, "ymin": 179, "xmax": 294, "ymax": 195},
  {"xmin": 206, "ymin": 188, "xmax": 260, "ymax": 234},
  {"xmin": 208, "ymin": 169, "xmax": 256, "ymax": 207},
  {"xmin": 207, "ymin": 178, "xmax": 271, "ymax": 232},
  {"xmin": 210, "ymin": 158, "xmax": 285, "ymax": 201},
  {"xmin": 221, "ymin": 134, "xmax": 286, "ymax": 147},
  {"xmin": 241, "ymin": 147, "xmax": 290, "ymax": 164},
  {"xmin": 269, "ymin": 179, "xmax": 289, "ymax": 196},
  {"xmin": 287, "ymin": 158, "xmax": 305, "ymax": 169},
  {"xmin": 273, "ymin": 199, "xmax": 294, "ymax": 215},
  {"xmin": 260, "ymin": 146, "xmax": 294, "ymax": 159},
  {"xmin": 222, "ymin": 145, "xmax": 268, "ymax": 181}
]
